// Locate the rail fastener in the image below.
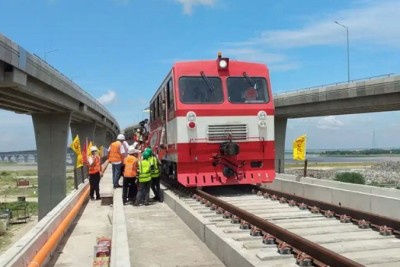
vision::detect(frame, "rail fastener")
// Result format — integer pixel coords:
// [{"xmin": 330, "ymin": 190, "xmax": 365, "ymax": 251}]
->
[
  {"xmin": 262, "ymin": 233, "xmax": 276, "ymax": 245},
  {"xmin": 296, "ymin": 252, "xmax": 313, "ymax": 267},
  {"xmin": 340, "ymin": 214, "xmax": 352, "ymax": 223},
  {"xmin": 378, "ymin": 225, "xmax": 393, "ymax": 236}
]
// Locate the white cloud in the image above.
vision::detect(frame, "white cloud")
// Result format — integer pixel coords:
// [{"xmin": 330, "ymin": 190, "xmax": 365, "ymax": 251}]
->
[
  {"xmin": 223, "ymin": 47, "xmax": 300, "ymax": 71},
  {"xmin": 317, "ymin": 116, "xmax": 344, "ymax": 130},
  {"xmin": 97, "ymin": 91, "xmax": 117, "ymax": 105},
  {"xmin": 222, "ymin": 0, "xmax": 400, "ymax": 72},
  {"xmin": 253, "ymin": 1, "xmax": 400, "ymax": 49},
  {"xmin": 176, "ymin": 0, "xmax": 217, "ymax": 15}
]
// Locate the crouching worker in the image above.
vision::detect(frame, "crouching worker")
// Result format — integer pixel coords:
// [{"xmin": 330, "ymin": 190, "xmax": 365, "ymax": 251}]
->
[
  {"xmin": 88, "ymin": 146, "xmax": 102, "ymax": 200},
  {"xmin": 123, "ymin": 146, "xmax": 139, "ymax": 205},
  {"xmin": 133, "ymin": 150, "xmax": 152, "ymax": 206}
]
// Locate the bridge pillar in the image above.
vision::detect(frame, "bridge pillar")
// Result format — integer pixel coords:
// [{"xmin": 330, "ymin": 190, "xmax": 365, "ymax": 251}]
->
[
  {"xmin": 106, "ymin": 131, "xmax": 114, "ymax": 147},
  {"xmin": 23, "ymin": 155, "xmax": 29, "ymax": 162},
  {"xmin": 94, "ymin": 126, "xmax": 107, "ymax": 146},
  {"xmin": 275, "ymin": 117, "xmax": 287, "ymax": 173},
  {"xmin": 7, "ymin": 155, "xmax": 12, "ymax": 162},
  {"xmin": 32, "ymin": 112, "xmax": 71, "ymax": 220},
  {"xmin": 70, "ymin": 122, "xmax": 96, "ymax": 147},
  {"xmin": 1, "ymin": 155, "xmax": 5, "ymax": 161}
]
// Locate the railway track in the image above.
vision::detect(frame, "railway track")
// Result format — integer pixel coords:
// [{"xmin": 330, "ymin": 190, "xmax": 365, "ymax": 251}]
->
[{"xmin": 169, "ymin": 184, "xmax": 400, "ymax": 266}]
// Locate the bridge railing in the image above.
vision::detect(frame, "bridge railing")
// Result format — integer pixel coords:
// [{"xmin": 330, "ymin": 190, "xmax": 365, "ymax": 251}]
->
[
  {"xmin": 31, "ymin": 53, "xmax": 118, "ymax": 126},
  {"xmin": 274, "ymin": 73, "xmax": 397, "ymax": 96}
]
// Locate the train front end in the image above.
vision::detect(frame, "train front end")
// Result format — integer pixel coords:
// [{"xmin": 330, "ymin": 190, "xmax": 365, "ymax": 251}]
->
[{"xmin": 172, "ymin": 54, "xmax": 275, "ymax": 187}]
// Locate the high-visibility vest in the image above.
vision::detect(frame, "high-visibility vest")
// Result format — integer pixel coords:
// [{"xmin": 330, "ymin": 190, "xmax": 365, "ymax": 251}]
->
[
  {"xmin": 88, "ymin": 155, "xmax": 101, "ymax": 174},
  {"xmin": 149, "ymin": 156, "xmax": 160, "ymax": 178},
  {"xmin": 108, "ymin": 141, "xmax": 122, "ymax": 163},
  {"xmin": 138, "ymin": 159, "xmax": 151, "ymax": 182},
  {"xmin": 123, "ymin": 155, "xmax": 138, "ymax": 177}
]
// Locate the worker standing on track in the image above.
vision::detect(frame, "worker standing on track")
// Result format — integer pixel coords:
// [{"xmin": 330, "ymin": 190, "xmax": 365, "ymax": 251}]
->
[
  {"xmin": 123, "ymin": 146, "xmax": 139, "ymax": 205},
  {"xmin": 133, "ymin": 150, "xmax": 152, "ymax": 206},
  {"xmin": 108, "ymin": 134, "xmax": 126, "ymax": 188},
  {"xmin": 87, "ymin": 146, "xmax": 102, "ymax": 200},
  {"xmin": 147, "ymin": 147, "xmax": 161, "ymax": 202}
]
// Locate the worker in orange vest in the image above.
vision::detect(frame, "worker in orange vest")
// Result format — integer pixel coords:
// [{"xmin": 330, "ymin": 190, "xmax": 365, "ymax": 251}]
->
[
  {"xmin": 108, "ymin": 134, "xmax": 126, "ymax": 188},
  {"xmin": 122, "ymin": 146, "xmax": 139, "ymax": 205},
  {"xmin": 88, "ymin": 146, "xmax": 102, "ymax": 200}
]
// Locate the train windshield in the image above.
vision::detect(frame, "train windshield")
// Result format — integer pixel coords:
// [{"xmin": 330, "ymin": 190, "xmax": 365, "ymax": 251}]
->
[
  {"xmin": 227, "ymin": 77, "xmax": 269, "ymax": 103},
  {"xmin": 179, "ymin": 76, "xmax": 223, "ymax": 104}
]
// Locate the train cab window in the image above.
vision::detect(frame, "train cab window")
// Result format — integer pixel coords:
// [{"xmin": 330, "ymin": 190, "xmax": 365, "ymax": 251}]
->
[
  {"xmin": 179, "ymin": 77, "xmax": 223, "ymax": 104},
  {"xmin": 227, "ymin": 77, "xmax": 269, "ymax": 103},
  {"xmin": 150, "ymin": 102, "xmax": 155, "ymax": 121},
  {"xmin": 167, "ymin": 79, "xmax": 174, "ymax": 110}
]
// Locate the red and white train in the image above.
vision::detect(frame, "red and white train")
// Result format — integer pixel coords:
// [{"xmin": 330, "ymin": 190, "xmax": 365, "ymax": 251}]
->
[{"xmin": 147, "ymin": 53, "xmax": 275, "ymax": 187}]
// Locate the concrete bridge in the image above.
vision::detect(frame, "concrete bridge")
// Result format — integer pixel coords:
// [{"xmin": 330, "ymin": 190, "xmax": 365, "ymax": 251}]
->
[
  {"xmin": 274, "ymin": 74, "xmax": 400, "ymax": 172},
  {"xmin": 0, "ymin": 33, "xmax": 120, "ymax": 219},
  {"xmin": 0, "ymin": 149, "xmax": 75, "ymax": 164}
]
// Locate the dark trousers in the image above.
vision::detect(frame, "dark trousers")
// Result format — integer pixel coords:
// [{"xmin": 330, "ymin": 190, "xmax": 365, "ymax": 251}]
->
[
  {"xmin": 151, "ymin": 177, "xmax": 161, "ymax": 200},
  {"xmin": 112, "ymin": 163, "xmax": 122, "ymax": 188},
  {"xmin": 136, "ymin": 180, "xmax": 151, "ymax": 204},
  {"xmin": 89, "ymin": 172, "xmax": 101, "ymax": 199},
  {"xmin": 123, "ymin": 177, "xmax": 137, "ymax": 203}
]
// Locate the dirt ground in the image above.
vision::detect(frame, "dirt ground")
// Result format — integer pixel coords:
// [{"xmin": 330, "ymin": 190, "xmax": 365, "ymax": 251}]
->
[{"xmin": 0, "ymin": 216, "xmax": 38, "ymax": 253}]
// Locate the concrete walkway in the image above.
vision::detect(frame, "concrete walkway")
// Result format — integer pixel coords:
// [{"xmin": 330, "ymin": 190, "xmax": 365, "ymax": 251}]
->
[
  {"xmin": 124, "ymin": 195, "xmax": 225, "ymax": 267},
  {"xmin": 47, "ymin": 165, "xmax": 114, "ymax": 267}
]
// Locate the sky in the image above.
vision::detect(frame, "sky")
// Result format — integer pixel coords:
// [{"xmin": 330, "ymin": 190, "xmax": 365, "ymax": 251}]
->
[{"xmin": 1, "ymin": 0, "xmax": 400, "ymax": 151}]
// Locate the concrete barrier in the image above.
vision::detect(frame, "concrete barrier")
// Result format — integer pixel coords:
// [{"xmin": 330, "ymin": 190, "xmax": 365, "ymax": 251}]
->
[
  {"xmin": 0, "ymin": 182, "xmax": 89, "ymax": 267},
  {"xmin": 110, "ymin": 189, "xmax": 131, "ymax": 267},
  {"xmin": 265, "ymin": 174, "xmax": 400, "ymax": 220}
]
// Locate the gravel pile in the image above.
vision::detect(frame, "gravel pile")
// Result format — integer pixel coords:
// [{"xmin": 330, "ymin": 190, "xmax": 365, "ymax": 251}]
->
[{"xmin": 285, "ymin": 161, "xmax": 400, "ymax": 185}]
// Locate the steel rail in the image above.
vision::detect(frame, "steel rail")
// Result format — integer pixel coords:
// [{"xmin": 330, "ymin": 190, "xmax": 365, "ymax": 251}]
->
[
  {"xmin": 194, "ymin": 189, "xmax": 363, "ymax": 267},
  {"xmin": 258, "ymin": 187, "xmax": 400, "ymax": 233}
]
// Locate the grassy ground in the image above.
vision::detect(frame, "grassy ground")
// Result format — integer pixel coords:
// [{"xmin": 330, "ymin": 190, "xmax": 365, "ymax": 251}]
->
[{"xmin": 0, "ymin": 169, "xmax": 78, "ymax": 251}]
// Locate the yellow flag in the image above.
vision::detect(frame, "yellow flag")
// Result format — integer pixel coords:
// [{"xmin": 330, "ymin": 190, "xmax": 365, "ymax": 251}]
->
[
  {"xmin": 70, "ymin": 135, "xmax": 81, "ymax": 155},
  {"xmin": 76, "ymin": 154, "xmax": 83, "ymax": 168},
  {"xmin": 87, "ymin": 141, "xmax": 93, "ymax": 158},
  {"xmin": 99, "ymin": 146, "xmax": 104, "ymax": 157},
  {"xmin": 293, "ymin": 134, "xmax": 307, "ymax": 160}
]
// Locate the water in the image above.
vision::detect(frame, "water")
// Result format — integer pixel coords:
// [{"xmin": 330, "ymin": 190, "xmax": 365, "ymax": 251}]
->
[{"xmin": 284, "ymin": 153, "xmax": 400, "ymax": 164}]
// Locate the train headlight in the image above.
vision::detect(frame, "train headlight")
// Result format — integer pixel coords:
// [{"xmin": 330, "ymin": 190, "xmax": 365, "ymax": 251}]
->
[
  {"xmin": 258, "ymin": 120, "xmax": 267, "ymax": 128},
  {"xmin": 217, "ymin": 52, "xmax": 229, "ymax": 71},
  {"xmin": 257, "ymin": 111, "xmax": 267, "ymax": 128},
  {"xmin": 186, "ymin": 111, "xmax": 196, "ymax": 121},
  {"xmin": 257, "ymin": 111, "xmax": 267, "ymax": 120},
  {"xmin": 218, "ymin": 59, "xmax": 228, "ymax": 69},
  {"xmin": 187, "ymin": 111, "xmax": 197, "ymax": 129}
]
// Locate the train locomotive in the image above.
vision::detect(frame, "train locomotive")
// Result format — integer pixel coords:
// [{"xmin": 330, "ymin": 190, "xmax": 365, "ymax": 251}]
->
[{"xmin": 147, "ymin": 53, "xmax": 275, "ymax": 187}]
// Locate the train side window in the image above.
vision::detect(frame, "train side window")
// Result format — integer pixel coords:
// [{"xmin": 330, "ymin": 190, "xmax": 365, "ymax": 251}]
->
[
  {"xmin": 167, "ymin": 79, "xmax": 174, "ymax": 110},
  {"xmin": 155, "ymin": 95, "xmax": 159, "ymax": 119},
  {"xmin": 150, "ymin": 102, "xmax": 155, "ymax": 121}
]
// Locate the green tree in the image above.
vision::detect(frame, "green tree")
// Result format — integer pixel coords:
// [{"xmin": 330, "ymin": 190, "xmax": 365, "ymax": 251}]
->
[{"xmin": 334, "ymin": 172, "xmax": 365, "ymax": 184}]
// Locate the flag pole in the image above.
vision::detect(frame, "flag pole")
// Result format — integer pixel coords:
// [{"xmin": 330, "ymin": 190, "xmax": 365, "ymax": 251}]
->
[{"xmin": 303, "ymin": 159, "xmax": 308, "ymax": 177}]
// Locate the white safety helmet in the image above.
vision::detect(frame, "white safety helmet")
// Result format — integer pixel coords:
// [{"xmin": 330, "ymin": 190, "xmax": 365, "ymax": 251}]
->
[
  {"xmin": 117, "ymin": 133, "xmax": 125, "ymax": 141},
  {"xmin": 90, "ymin": 146, "xmax": 98, "ymax": 152},
  {"xmin": 128, "ymin": 146, "xmax": 138, "ymax": 155}
]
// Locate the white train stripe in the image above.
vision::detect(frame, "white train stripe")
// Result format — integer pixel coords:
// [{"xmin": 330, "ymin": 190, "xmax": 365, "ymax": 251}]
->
[{"xmin": 166, "ymin": 115, "xmax": 274, "ymax": 144}]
